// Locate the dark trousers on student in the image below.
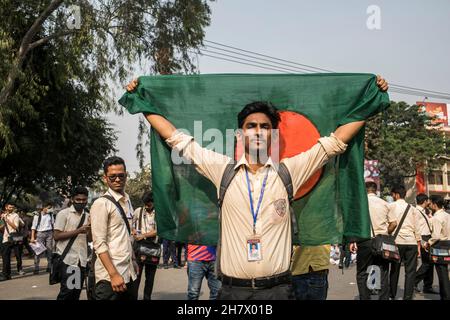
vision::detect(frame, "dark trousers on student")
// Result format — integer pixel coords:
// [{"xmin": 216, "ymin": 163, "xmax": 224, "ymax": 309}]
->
[
  {"xmin": 356, "ymin": 239, "xmax": 390, "ymax": 300},
  {"xmin": 94, "ymin": 280, "xmax": 138, "ymax": 300},
  {"xmin": 435, "ymin": 264, "xmax": 450, "ymax": 300},
  {"xmin": 218, "ymin": 283, "xmax": 294, "ymax": 300},
  {"xmin": 162, "ymin": 239, "xmax": 177, "ymax": 265},
  {"xmin": 292, "ymin": 270, "xmax": 329, "ymax": 300},
  {"xmin": 2, "ymin": 242, "xmax": 22, "ymax": 277},
  {"xmin": 415, "ymin": 246, "xmax": 434, "ymax": 290},
  {"xmin": 390, "ymin": 244, "xmax": 418, "ymax": 300},
  {"xmin": 57, "ymin": 263, "xmax": 86, "ymax": 300},
  {"xmin": 135, "ymin": 262, "xmax": 157, "ymax": 300}
]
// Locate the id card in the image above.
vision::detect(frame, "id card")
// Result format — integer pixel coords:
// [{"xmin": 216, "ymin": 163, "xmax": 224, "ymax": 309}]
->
[{"xmin": 247, "ymin": 235, "xmax": 262, "ymax": 261}]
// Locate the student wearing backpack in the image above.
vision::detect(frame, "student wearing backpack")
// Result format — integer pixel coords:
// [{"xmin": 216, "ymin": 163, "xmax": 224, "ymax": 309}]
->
[
  {"xmin": 31, "ymin": 203, "xmax": 55, "ymax": 274},
  {"xmin": 124, "ymin": 76, "xmax": 388, "ymax": 300},
  {"xmin": 53, "ymin": 186, "xmax": 91, "ymax": 300}
]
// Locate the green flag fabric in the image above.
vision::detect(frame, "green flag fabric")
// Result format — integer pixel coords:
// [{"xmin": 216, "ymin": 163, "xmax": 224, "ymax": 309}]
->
[{"xmin": 119, "ymin": 73, "xmax": 389, "ymax": 246}]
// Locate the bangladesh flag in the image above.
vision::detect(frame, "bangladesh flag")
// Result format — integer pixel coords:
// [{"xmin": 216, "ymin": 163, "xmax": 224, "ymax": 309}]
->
[{"xmin": 119, "ymin": 73, "xmax": 389, "ymax": 246}]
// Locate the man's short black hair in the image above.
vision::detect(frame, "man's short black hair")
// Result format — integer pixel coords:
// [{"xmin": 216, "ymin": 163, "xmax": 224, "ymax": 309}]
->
[
  {"xmin": 430, "ymin": 195, "xmax": 445, "ymax": 209},
  {"xmin": 71, "ymin": 186, "xmax": 89, "ymax": 198},
  {"xmin": 103, "ymin": 156, "xmax": 126, "ymax": 174},
  {"xmin": 416, "ymin": 193, "xmax": 428, "ymax": 205},
  {"xmin": 237, "ymin": 101, "xmax": 281, "ymax": 129},
  {"xmin": 142, "ymin": 191, "xmax": 153, "ymax": 204},
  {"xmin": 44, "ymin": 202, "xmax": 53, "ymax": 208},
  {"xmin": 391, "ymin": 185, "xmax": 406, "ymax": 199},
  {"xmin": 365, "ymin": 181, "xmax": 377, "ymax": 192}
]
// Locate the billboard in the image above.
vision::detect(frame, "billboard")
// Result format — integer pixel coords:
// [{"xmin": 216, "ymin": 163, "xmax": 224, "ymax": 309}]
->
[
  {"xmin": 364, "ymin": 159, "xmax": 381, "ymax": 194},
  {"xmin": 417, "ymin": 101, "xmax": 450, "ymax": 129}
]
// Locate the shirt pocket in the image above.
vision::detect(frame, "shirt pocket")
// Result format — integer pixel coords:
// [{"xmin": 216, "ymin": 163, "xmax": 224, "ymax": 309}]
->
[{"xmin": 269, "ymin": 198, "xmax": 288, "ymax": 225}]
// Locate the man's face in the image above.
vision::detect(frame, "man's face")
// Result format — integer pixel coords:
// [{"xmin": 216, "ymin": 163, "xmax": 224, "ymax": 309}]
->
[
  {"xmin": 429, "ymin": 202, "xmax": 438, "ymax": 213},
  {"xmin": 104, "ymin": 164, "xmax": 127, "ymax": 193},
  {"xmin": 240, "ymin": 113, "xmax": 274, "ymax": 158},
  {"xmin": 5, "ymin": 204, "xmax": 15, "ymax": 213},
  {"xmin": 72, "ymin": 194, "xmax": 88, "ymax": 210},
  {"xmin": 391, "ymin": 192, "xmax": 399, "ymax": 201},
  {"xmin": 145, "ymin": 201, "xmax": 154, "ymax": 212}
]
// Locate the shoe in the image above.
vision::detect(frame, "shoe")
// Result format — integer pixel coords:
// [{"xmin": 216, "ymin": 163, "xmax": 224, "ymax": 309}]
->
[
  {"xmin": 423, "ymin": 288, "xmax": 439, "ymax": 294},
  {"xmin": 338, "ymin": 264, "xmax": 343, "ymax": 269},
  {"xmin": 173, "ymin": 264, "xmax": 181, "ymax": 269},
  {"xmin": 414, "ymin": 286, "xmax": 421, "ymax": 293},
  {"xmin": 18, "ymin": 270, "xmax": 26, "ymax": 276},
  {"xmin": 163, "ymin": 264, "xmax": 169, "ymax": 269}
]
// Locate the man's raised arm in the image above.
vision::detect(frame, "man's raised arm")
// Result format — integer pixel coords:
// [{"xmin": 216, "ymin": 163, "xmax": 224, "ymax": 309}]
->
[{"xmin": 126, "ymin": 78, "xmax": 176, "ymax": 140}]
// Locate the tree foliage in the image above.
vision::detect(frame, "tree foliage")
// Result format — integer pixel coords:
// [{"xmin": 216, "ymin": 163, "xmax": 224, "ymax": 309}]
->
[
  {"xmin": 0, "ymin": 0, "xmax": 213, "ymax": 156},
  {"xmin": 126, "ymin": 165, "xmax": 152, "ymax": 208},
  {"xmin": 0, "ymin": 0, "xmax": 213, "ymax": 205},
  {"xmin": 365, "ymin": 101, "xmax": 449, "ymax": 187}
]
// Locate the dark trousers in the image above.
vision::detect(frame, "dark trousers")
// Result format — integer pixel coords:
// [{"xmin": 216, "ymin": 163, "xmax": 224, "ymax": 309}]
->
[
  {"xmin": 339, "ymin": 243, "xmax": 351, "ymax": 268},
  {"xmin": 134, "ymin": 262, "xmax": 157, "ymax": 300},
  {"xmin": 356, "ymin": 240, "xmax": 390, "ymax": 300},
  {"xmin": 389, "ymin": 244, "xmax": 418, "ymax": 300},
  {"xmin": 415, "ymin": 246, "xmax": 434, "ymax": 290},
  {"xmin": 162, "ymin": 239, "xmax": 177, "ymax": 265},
  {"xmin": 22, "ymin": 237, "xmax": 34, "ymax": 256},
  {"xmin": 2, "ymin": 242, "xmax": 22, "ymax": 277},
  {"xmin": 94, "ymin": 280, "xmax": 138, "ymax": 300},
  {"xmin": 175, "ymin": 242, "xmax": 187, "ymax": 266},
  {"xmin": 57, "ymin": 263, "xmax": 86, "ymax": 300},
  {"xmin": 292, "ymin": 271, "xmax": 328, "ymax": 300},
  {"xmin": 218, "ymin": 283, "xmax": 294, "ymax": 300},
  {"xmin": 435, "ymin": 264, "xmax": 450, "ymax": 300}
]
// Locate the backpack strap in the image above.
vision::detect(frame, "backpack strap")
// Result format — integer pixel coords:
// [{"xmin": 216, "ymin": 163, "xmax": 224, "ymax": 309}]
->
[
  {"xmin": 138, "ymin": 207, "xmax": 144, "ymax": 232},
  {"xmin": 36, "ymin": 212, "xmax": 42, "ymax": 230},
  {"xmin": 218, "ymin": 161, "xmax": 239, "ymax": 209},
  {"xmin": 418, "ymin": 207, "xmax": 432, "ymax": 234},
  {"xmin": 393, "ymin": 204, "xmax": 411, "ymax": 240},
  {"xmin": 277, "ymin": 162, "xmax": 298, "ymax": 241},
  {"xmin": 102, "ymin": 195, "xmax": 131, "ymax": 235}
]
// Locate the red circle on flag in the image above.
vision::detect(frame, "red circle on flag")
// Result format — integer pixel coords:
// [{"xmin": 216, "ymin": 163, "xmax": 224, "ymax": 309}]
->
[{"xmin": 278, "ymin": 111, "xmax": 322, "ymax": 199}]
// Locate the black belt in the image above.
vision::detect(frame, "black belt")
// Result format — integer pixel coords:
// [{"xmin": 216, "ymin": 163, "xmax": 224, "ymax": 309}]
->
[{"xmin": 220, "ymin": 271, "xmax": 292, "ymax": 289}]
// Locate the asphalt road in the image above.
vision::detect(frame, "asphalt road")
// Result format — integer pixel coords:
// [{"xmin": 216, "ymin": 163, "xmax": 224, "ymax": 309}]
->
[{"xmin": 0, "ymin": 257, "xmax": 443, "ymax": 300}]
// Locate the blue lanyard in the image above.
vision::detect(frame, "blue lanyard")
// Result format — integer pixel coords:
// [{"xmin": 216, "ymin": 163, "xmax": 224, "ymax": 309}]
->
[{"xmin": 245, "ymin": 167, "xmax": 269, "ymax": 234}]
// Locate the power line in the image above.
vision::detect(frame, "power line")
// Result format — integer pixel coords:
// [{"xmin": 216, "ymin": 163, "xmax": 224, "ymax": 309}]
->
[
  {"xmin": 200, "ymin": 48, "xmax": 303, "ymax": 74},
  {"xmin": 191, "ymin": 51, "xmax": 292, "ymax": 74},
  {"xmin": 204, "ymin": 43, "xmax": 320, "ymax": 73},
  {"xmin": 204, "ymin": 40, "xmax": 331, "ymax": 73},
  {"xmin": 201, "ymin": 40, "xmax": 450, "ymax": 101}
]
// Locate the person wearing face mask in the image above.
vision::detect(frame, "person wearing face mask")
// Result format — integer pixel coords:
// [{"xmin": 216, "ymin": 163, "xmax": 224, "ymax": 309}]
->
[
  {"xmin": 53, "ymin": 186, "xmax": 91, "ymax": 300},
  {"xmin": 131, "ymin": 191, "xmax": 159, "ymax": 300}
]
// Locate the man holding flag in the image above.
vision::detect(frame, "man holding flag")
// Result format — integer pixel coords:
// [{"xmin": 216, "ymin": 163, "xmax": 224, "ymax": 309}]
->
[{"xmin": 123, "ymin": 75, "xmax": 388, "ymax": 300}]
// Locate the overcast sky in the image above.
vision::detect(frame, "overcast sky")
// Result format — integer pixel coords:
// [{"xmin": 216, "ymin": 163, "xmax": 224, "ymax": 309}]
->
[{"xmin": 109, "ymin": 0, "xmax": 450, "ymax": 174}]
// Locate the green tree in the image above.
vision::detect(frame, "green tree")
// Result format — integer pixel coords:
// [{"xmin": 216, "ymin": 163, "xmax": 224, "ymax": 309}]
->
[
  {"xmin": 0, "ymin": 0, "xmax": 213, "ymax": 157},
  {"xmin": 0, "ymin": 0, "xmax": 213, "ymax": 204},
  {"xmin": 126, "ymin": 165, "xmax": 152, "ymax": 208},
  {"xmin": 365, "ymin": 101, "xmax": 449, "ymax": 188},
  {"xmin": 0, "ymin": 41, "xmax": 116, "ymax": 205}
]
